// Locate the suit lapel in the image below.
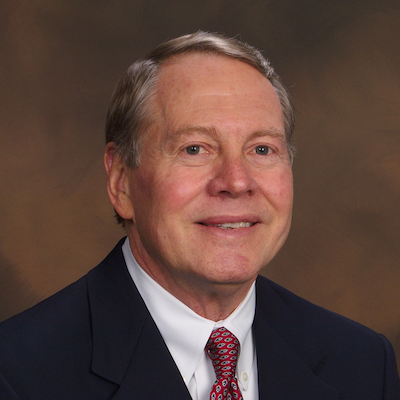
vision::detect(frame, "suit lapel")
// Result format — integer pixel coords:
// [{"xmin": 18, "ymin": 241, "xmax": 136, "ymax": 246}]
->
[
  {"xmin": 254, "ymin": 278, "xmax": 341, "ymax": 400},
  {"xmin": 87, "ymin": 239, "xmax": 191, "ymax": 400},
  {"xmin": 111, "ymin": 315, "xmax": 192, "ymax": 400},
  {"xmin": 87, "ymin": 241, "xmax": 340, "ymax": 399}
]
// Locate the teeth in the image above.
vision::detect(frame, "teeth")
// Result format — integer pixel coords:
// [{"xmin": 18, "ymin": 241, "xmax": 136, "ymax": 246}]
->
[{"xmin": 213, "ymin": 222, "xmax": 253, "ymax": 229}]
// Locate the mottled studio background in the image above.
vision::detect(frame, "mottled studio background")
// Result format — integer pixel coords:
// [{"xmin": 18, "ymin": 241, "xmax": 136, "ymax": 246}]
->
[{"xmin": 1, "ymin": 0, "xmax": 400, "ymax": 365}]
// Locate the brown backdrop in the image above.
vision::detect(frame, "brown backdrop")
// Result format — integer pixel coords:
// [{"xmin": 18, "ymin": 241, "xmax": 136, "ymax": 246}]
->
[{"xmin": 1, "ymin": 0, "xmax": 400, "ymax": 365}]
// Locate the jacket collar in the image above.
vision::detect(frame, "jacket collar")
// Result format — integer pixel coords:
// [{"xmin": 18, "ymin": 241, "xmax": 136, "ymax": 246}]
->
[
  {"xmin": 86, "ymin": 240, "xmax": 339, "ymax": 399},
  {"xmin": 254, "ymin": 277, "xmax": 341, "ymax": 399},
  {"xmin": 86, "ymin": 238, "xmax": 191, "ymax": 399},
  {"xmin": 87, "ymin": 238, "xmax": 147, "ymax": 384}
]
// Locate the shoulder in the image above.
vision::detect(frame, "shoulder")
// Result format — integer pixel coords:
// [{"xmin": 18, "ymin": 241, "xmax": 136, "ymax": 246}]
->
[
  {"xmin": 256, "ymin": 275, "xmax": 380, "ymax": 339},
  {"xmin": 0, "ymin": 272, "xmax": 95, "ymax": 399},
  {"xmin": 0, "ymin": 272, "xmax": 91, "ymax": 368},
  {"xmin": 255, "ymin": 276, "xmax": 400, "ymax": 398},
  {"xmin": 256, "ymin": 275, "xmax": 399, "ymax": 380},
  {"xmin": 0, "ymin": 239, "xmax": 129, "ymax": 399},
  {"xmin": 0, "ymin": 238, "xmax": 127, "ymax": 352}
]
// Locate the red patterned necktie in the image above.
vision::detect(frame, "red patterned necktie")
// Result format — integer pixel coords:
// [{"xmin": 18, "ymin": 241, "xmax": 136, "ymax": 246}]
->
[{"xmin": 206, "ymin": 327, "xmax": 244, "ymax": 400}]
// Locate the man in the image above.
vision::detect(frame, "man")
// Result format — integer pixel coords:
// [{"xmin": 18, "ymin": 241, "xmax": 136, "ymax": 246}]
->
[{"xmin": 0, "ymin": 31, "xmax": 399, "ymax": 399}]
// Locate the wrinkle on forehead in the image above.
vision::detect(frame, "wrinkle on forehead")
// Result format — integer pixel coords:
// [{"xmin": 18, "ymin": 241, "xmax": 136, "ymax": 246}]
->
[
  {"xmin": 156, "ymin": 52, "xmax": 273, "ymax": 101},
  {"xmin": 152, "ymin": 52, "xmax": 285, "ymax": 146}
]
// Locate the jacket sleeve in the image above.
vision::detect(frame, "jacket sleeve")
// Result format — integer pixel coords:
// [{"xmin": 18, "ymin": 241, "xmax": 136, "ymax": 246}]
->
[
  {"xmin": 381, "ymin": 334, "xmax": 400, "ymax": 399},
  {"xmin": 0, "ymin": 373, "xmax": 21, "ymax": 400}
]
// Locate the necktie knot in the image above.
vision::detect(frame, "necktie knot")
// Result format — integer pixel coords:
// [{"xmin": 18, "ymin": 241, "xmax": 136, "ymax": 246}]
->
[{"xmin": 206, "ymin": 327, "xmax": 243, "ymax": 400}]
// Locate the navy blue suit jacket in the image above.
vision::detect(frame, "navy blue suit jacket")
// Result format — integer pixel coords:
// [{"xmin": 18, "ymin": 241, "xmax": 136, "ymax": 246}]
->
[{"xmin": 0, "ymin": 239, "xmax": 399, "ymax": 399}]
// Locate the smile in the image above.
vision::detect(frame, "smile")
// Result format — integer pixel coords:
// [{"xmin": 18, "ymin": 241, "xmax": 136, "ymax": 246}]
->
[{"xmin": 199, "ymin": 222, "xmax": 255, "ymax": 229}]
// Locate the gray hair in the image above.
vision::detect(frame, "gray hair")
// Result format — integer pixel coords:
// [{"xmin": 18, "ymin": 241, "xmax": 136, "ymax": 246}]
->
[{"xmin": 106, "ymin": 31, "xmax": 295, "ymax": 168}]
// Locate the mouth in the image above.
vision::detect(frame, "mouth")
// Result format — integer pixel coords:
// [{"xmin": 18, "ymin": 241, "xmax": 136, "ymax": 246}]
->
[{"xmin": 198, "ymin": 222, "xmax": 256, "ymax": 230}]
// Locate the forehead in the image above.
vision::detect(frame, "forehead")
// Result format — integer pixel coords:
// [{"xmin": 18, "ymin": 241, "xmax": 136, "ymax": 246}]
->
[
  {"xmin": 150, "ymin": 53, "xmax": 284, "ymax": 139},
  {"xmin": 159, "ymin": 53, "xmax": 279, "ymax": 103},
  {"xmin": 158, "ymin": 52, "xmax": 265, "ymax": 86}
]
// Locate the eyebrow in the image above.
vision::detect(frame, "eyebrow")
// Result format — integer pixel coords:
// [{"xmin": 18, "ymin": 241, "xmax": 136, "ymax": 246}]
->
[
  {"xmin": 167, "ymin": 125, "xmax": 285, "ymax": 143},
  {"xmin": 247, "ymin": 128, "xmax": 286, "ymax": 141},
  {"xmin": 171, "ymin": 125, "xmax": 219, "ymax": 140}
]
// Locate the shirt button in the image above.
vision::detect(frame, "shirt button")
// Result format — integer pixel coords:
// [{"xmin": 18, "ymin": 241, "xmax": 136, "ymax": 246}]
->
[{"xmin": 241, "ymin": 372, "xmax": 248, "ymax": 382}]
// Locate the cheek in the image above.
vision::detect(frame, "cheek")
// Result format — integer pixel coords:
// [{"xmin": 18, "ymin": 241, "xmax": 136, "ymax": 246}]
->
[
  {"xmin": 260, "ymin": 169, "xmax": 293, "ymax": 211},
  {"xmin": 140, "ymin": 167, "xmax": 208, "ymax": 216}
]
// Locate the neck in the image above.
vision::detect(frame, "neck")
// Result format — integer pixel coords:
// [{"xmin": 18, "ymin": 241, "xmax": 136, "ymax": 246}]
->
[
  {"xmin": 163, "ymin": 278, "xmax": 256, "ymax": 321},
  {"xmin": 128, "ymin": 234, "xmax": 256, "ymax": 321}
]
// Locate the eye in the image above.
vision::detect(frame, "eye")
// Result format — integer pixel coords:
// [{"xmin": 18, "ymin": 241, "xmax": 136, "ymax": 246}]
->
[
  {"xmin": 255, "ymin": 145, "xmax": 270, "ymax": 155},
  {"xmin": 185, "ymin": 145, "xmax": 201, "ymax": 155},
  {"xmin": 180, "ymin": 143, "xmax": 212, "ymax": 166}
]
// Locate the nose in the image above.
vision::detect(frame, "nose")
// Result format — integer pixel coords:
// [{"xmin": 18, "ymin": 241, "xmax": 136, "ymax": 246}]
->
[{"xmin": 207, "ymin": 155, "xmax": 258, "ymax": 198}]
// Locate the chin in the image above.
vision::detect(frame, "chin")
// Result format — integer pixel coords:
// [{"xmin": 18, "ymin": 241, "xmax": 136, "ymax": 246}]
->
[{"xmin": 196, "ymin": 255, "xmax": 262, "ymax": 284}]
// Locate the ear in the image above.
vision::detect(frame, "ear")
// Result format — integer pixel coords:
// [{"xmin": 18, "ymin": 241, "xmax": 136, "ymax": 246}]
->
[{"xmin": 104, "ymin": 142, "xmax": 135, "ymax": 221}]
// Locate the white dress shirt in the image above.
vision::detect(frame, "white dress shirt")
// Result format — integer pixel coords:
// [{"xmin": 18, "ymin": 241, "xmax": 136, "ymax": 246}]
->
[{"xmin": 122, "ymin": 238, "xmax": 258, "ymax": 400}]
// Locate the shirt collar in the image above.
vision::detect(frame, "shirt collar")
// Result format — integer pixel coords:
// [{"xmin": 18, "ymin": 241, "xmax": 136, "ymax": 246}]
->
[{"xmin": 122, "ymin": 238, "xmax": 256, "ymax": 389}]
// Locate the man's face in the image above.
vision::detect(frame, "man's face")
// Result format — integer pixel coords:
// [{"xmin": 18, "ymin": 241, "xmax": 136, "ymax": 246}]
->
[{"xmin": 125, "ymin": 53, "xmax": 293, "ymax": 296}]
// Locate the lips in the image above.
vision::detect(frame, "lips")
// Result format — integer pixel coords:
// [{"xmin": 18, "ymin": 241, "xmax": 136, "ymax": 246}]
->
[
  {"xmin": 197, "ymin": 217, "xmax": 259, "ymax": 230},
  {"xmin": 208, "ymin": 222, "xmax": 254, "ymax": 229}
]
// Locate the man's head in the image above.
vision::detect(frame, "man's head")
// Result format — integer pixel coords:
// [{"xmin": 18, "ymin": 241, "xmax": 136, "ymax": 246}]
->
[
  {"xmin": 106, "ymin": 31, "xmax": 295, "ymax": 170},
  {"xmin": 104, "ymin": 32, "xmax": 294, "ymax": 317}
]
